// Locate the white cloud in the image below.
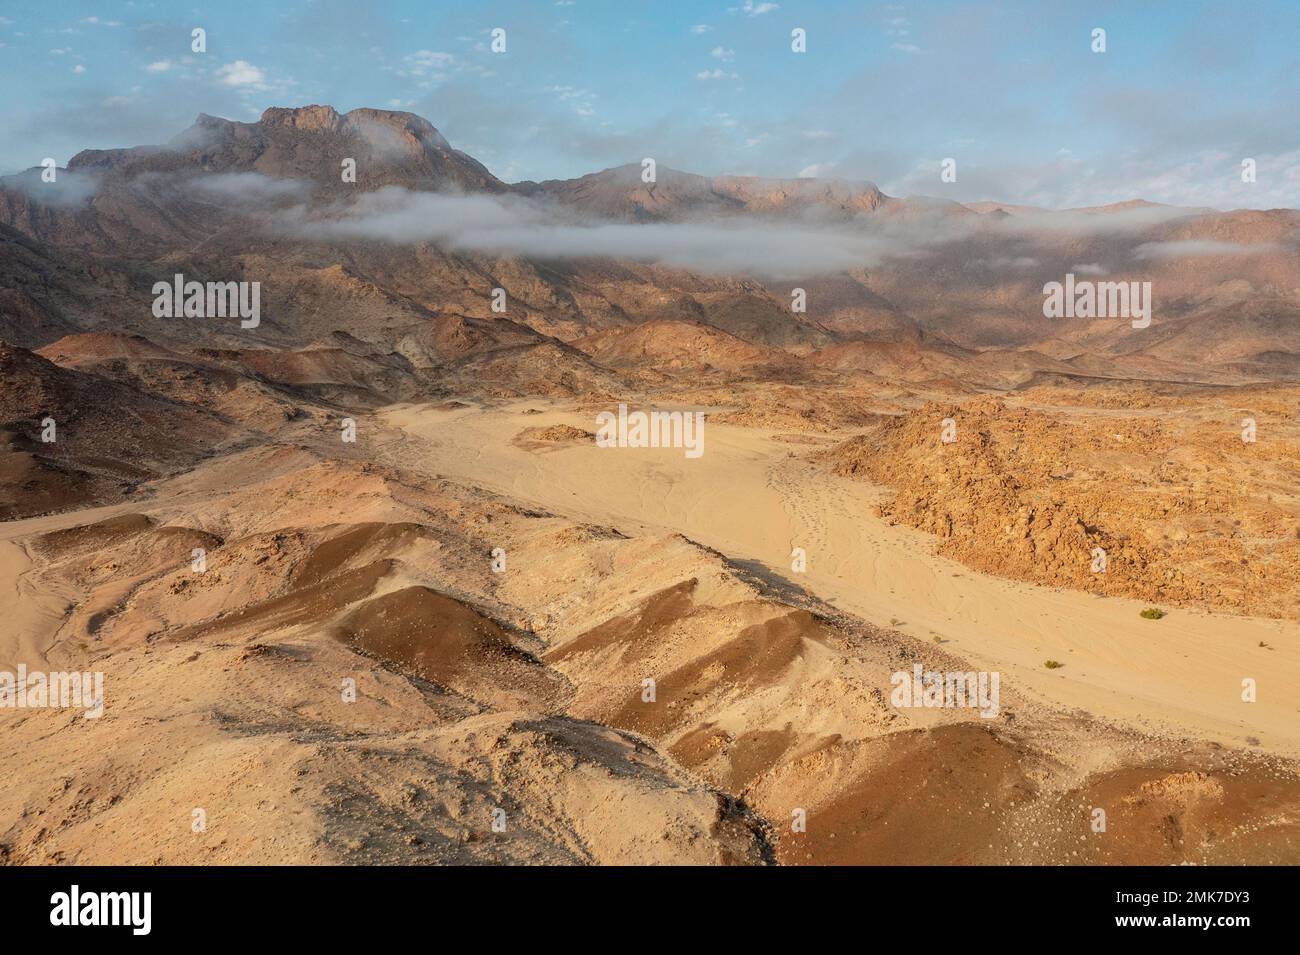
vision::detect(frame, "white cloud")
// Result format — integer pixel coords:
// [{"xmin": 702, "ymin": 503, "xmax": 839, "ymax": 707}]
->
[
  {"xmin": 696, "ymin": 68, "xmax": 737, "ymax": 80},
  {"xmin": 985, "ymin": 255, "xmax": 1038, "ymax": 270},
  {"xmin": 404, "ymin": 50, "xmax": 455, "ymax": 75},
  {"xmin": 1134, "ymin": 239, "xmax": 1279, "ymax": 259},
  {"xmin": 72, "ymin": 64, "xmax": 85, "ymax": 74},
  {"xmin": 280, "ymin": 187, "xmax": 921, "ymax": 279},
  {"xmin": 892, "ymin": 43, "xmax": 921, "ymax": 53},
  {"xmin": 690, "ymin": 24, "xmax": 712, "ymax": 34},
  {"xmin": 264, "ymin": 182, "xmax": 1286, "ymax": 281},
  {"xmin": 710, "ymin": 46, "xmax": 735, "ymax": 62},
  {"xmin": 798, "ymin": 162, "xmax": 837, "ymax": 178},
  {"xmin": 546, "ymin": 85, "xmax": 596, "ymax": 117},
  {"xmin": 1, "ymin": 167, "xmax": 100, "ymax": 206},
  {"xmin": 145, "ymin": 60, "xmax": 172, "ymax": 73},
  {"xmin": 216, "ymin": 60, "xmax": 268, "ymax": 89},
  {"xmin": 886, "ymin": 16, "xmax": 911, "ymax": 38},
  {"xmin": 736, "ymin": 1, "xmax": 779, "ymax": 16}
]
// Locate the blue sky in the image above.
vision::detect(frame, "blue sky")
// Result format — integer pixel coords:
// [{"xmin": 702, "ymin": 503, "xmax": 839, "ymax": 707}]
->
[{"xmin": 1, "ymin": 0, "xmax": 1297, "ymax": 208}]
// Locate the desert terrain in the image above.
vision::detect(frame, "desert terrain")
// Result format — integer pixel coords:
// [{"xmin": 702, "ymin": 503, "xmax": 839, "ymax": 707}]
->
[{"xmin": 2, "ymin": 105, "xmax": 1299, "ymax": 865}]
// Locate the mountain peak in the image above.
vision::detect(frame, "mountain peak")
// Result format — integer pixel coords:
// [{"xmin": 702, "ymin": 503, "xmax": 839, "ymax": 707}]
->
[
  {"xmin": 60, "ymin": 104, "xmax": 504, "ymax": 194},
  {"xmin": 260, "ymin": 104, "xmax": 344, "ymax": 131},
  {"xmin": 526, "ymin": 163, "xmax": 892, "ymax": 221}
]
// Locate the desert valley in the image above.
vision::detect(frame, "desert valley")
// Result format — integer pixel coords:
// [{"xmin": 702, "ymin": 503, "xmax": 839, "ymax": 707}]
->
[{"xmin": 1, "ymin": 104, "xmax": 1298, "ymax": 866}]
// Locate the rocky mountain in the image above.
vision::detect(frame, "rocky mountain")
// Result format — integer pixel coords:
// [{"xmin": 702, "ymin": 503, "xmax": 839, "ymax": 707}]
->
[
  {"xmin": 0, "ymin": 104, "xmax": 1297, "ymax": 382},
  {"xmin": 519, "ymin": 163, "xmax": 895, "ymax": 222},
  {"xmin": 71, "ymin": 105, "xmax": 506, "ymax": 194},
  {"xmin": 0, "ymin": 341, "xmax": 235, "ymax": 518}
]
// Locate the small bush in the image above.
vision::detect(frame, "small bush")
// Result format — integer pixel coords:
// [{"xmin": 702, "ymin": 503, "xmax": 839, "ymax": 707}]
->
[
  {"xmin": 1044, "ymin": 660, "xmax": 1064, "ymax": 669},
  {"xmin": 1140, "ymin": 608, "xmax": 1166, "ymax": 620}
]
